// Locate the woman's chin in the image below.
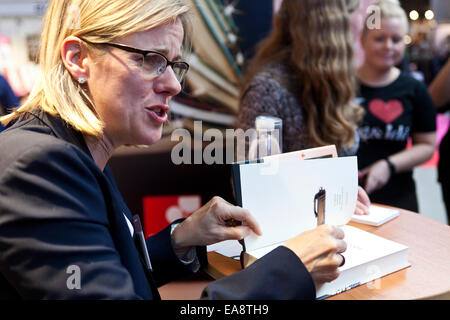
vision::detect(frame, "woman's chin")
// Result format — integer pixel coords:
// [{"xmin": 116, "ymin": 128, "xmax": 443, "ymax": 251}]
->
[{"xmin": 139, "ymin": 130, "xmax": 163, "ymax": 146}]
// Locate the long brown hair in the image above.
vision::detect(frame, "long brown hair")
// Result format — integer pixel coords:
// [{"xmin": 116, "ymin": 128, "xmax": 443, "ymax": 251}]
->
[{"xmin": 242, "ymin": 0, "xmax": 364, "ymax": 152}]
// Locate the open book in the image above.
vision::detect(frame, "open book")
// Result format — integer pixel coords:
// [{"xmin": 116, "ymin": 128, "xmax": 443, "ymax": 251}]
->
[
  {"xmin": 222, "ymin": 145, "xmax": 410, "ymax": 299},
  {"xmin": 208, "ymin": 145, "xmax": 339, "ymax": 257}
]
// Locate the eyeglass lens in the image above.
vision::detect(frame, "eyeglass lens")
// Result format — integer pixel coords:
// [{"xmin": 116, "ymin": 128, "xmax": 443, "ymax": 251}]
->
[{"xmin": 143, "ymin": 53, "xmax": 188, "ymax": 82}]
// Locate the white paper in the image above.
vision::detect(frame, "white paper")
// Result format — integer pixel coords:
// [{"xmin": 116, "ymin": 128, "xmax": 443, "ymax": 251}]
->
[
  {"xmin": 351, "ymin": 205, "xmax": 400, "ymax": 226},
  {"xmin": 239, "ymin": 157, "xmax": 358, "ymax": 252},
  {"xmin": 207, "ymin": 240, "xmax": 242, "ymax": 259}
]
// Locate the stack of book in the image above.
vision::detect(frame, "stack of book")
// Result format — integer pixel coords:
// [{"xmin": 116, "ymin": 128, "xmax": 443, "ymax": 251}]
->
[{"xmin": 168, "ymin": 0, "xmax": 244, "ymax": 135}]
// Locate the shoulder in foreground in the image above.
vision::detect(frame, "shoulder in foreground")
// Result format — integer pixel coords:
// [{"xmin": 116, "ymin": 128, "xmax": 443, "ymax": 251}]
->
[{"xmin": 0, "ymin": 124, "xmax": 94, "ymax": 176}]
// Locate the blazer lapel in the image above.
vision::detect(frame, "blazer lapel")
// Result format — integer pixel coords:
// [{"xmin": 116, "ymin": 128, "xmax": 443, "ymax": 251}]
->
[{"xmin": 27, "ymin": 111, "xmax": 158, "ymax": 299}]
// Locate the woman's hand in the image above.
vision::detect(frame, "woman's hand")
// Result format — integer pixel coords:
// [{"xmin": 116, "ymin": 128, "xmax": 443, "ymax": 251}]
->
[
  {"xmin": 171, "ymin": 196, "xmax": 262, "ymax": 251},
  {"xmin": 283, "ymin": 225, "xmax": 347, "ymax": 289},
  {"xmin": 359, "ymin": 159, "xmax": 391, "ymax": 194},
  {"xmin": 354, "ymin": 186, "xmax": 371, "ymax": 215}
]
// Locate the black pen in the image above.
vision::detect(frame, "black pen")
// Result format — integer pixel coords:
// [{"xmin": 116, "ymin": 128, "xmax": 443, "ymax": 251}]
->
[{"xmin": 133, "ymin": 215, "xmax": 153, "ymax": 272}]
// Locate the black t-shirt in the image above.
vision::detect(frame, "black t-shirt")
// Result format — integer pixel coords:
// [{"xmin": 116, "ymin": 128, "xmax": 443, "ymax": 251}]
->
[
  {"xmin": 357, "ymin": 72, "xmax": 436, "ymax": 168},
  {"xmin": 356, "ymin": 72, "xmax": 436, "ymax": 208}
]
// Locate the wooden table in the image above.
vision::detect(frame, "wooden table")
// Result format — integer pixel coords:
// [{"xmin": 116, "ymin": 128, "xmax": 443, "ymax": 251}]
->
[{"xmin": 160, "ymin": 207, "xmax": 450, "ymax": 300}]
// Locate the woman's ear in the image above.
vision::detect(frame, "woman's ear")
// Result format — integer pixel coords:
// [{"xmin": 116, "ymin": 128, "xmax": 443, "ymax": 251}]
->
[{"xmin": 61, "ymin": 36, "xmax": 89, "ymax": 83}]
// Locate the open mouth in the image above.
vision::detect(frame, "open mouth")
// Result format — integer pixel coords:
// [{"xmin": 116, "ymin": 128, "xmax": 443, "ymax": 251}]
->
[
  {"xmin": 146, "ymin": 105, "xmax": 169, "ymax": 124},
  {"xmin": 153, "ymin": 107, "xmax": 165, "ymax": 117}
]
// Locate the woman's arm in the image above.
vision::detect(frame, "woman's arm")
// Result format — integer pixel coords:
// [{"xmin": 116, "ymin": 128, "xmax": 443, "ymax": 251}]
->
[
  {"xmin": 361, "ymin": 131, "xmax": 436, "ymax": 194},
  {"xmin": 388, "ymin": 131, "xmax": 436, "ymax": 173}
]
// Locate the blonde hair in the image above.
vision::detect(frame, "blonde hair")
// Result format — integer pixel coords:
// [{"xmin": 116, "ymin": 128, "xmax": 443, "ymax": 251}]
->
[
  {"xmin": 362, "ymin": 0, "xmax": 408, "ymax": 36},
  {"xmin": 0, "ymin": 0, "xmax": 191, "ymax": 137},
  {"xmin": 242, "ymin": 0, "xmax": 364, "ymax": 152}
]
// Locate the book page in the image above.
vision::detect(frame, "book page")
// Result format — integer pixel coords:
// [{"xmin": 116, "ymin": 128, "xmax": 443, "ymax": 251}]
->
[
  {"xmin": 239, "ymin": 157, "xmax": 358, "ymax": 252},
  {"xmin": 339, "ymin": 226, "xmax": 407, "ymax": 270}
]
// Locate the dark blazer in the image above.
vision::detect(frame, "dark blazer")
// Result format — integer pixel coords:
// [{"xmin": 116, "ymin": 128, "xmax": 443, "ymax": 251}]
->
[{"xmin": 0, "ymin": 111, "xmax": 315, "ymax": 299}]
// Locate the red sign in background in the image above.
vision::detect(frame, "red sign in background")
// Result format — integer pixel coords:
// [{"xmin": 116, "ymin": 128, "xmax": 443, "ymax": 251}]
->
[{"xmin": 142, "ymin": 195, "xmax": 202, "ymax": 238}]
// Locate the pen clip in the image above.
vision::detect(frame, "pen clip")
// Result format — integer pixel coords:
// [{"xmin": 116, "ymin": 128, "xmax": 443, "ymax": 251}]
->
[
  {"xmin": 314, "ymin": 195, "xmax": 319, "ymax": 218},
  {"xmin": 314, "ymin": 188, "xmax": 326, "ymax": 225}
]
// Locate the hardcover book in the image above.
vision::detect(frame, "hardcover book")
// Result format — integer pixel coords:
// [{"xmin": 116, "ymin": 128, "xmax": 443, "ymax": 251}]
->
[{"xmin": 227, "ymin": 146, "xmax": 410, "ymax": 299}]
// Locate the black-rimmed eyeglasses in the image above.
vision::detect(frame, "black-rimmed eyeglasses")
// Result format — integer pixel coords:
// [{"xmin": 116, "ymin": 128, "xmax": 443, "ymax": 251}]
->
[{"xmin": 81, "ymin": 39, "xmax": 189, "ymax": 83}]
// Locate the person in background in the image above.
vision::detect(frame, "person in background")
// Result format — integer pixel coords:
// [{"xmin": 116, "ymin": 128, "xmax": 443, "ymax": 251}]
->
[
  {"xmin": 237, "ymin": 0, "xmax": 363, "ymax": 157},
  {"xmin": 356, "ymin": 0, "xmax": 436, "ymax": 212},
  {"xmin": 0, "ymin": 0, "xmax": 348, "ymax": 299},
  {"xmin": 235, "ymin": 0, "xmax": 370, "ymax": 214},
  {"xmin": 0, "ymin": 74, "xmax": 20, "ymax": 132},
  {"xmin": 429, "ymin": 59, "xmax": 450, "ymax": 224}
]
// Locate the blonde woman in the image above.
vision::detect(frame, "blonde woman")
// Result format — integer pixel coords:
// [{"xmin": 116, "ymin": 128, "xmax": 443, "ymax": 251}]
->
[
  {"xmin": 0, "ymin": 0, "xmax": 347, "ymax": 299},
  {"xmin": 357, "ymin": 0, "xmax": 436, "ymax": 211}
]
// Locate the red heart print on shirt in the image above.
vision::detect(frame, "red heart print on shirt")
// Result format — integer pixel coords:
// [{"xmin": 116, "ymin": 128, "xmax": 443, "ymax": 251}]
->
[{"xmin": 368, "ymin": 99, "xmax": 404, "ymax": 124}]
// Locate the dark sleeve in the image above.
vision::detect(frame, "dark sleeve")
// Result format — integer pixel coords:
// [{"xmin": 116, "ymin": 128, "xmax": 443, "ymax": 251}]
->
[
  {"xmin": 0, "ymin": 76, "xmax": 20, "ymax": 110},
  {"xmin": 146, "ymin": 221, "xmax": 208, "ymax": 287},
  {"xmin": 411, "ymin": 80, "xmax": 437, "ymax": 133},
  {"xmin": 0, "ymin": 143, "xmax": 143, "ymax": 299},
  {"xmin": 236, "ymin": 77, "xmax": 285, "ymax": 132},
  {"xmin": 201, "ymin": 246, "xmax": 316, "ymax": 300}
]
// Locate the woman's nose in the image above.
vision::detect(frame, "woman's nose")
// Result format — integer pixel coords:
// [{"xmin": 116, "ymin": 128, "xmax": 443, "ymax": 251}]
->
[{"xmin": 154, "ymin": 66, "xmax": 182, "ymax": 97}]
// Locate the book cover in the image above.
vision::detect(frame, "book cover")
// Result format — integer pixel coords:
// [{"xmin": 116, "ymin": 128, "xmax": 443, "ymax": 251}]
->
[
  {"xmin": 209, "ymin": 146, "xmax": 339, "ymax": 257},
  {"xmin": 236, "ymin": 157, "xmax": 358, "ymax": 252}
]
